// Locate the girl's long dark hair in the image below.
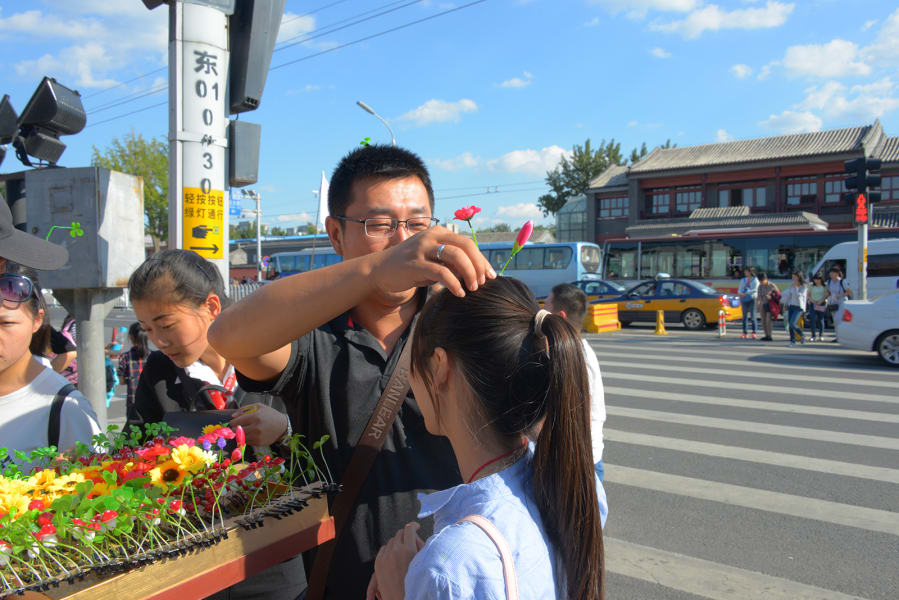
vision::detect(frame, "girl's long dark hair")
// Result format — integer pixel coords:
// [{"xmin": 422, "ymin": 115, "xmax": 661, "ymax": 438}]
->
[
  {"xmin": 129, "ymin": 249, "xmax": 231, "ymax": 309},
  {"xmin": 412, "ymin": 277, "xmax": 604, "ymax": 599},
  {"xmin": 128, "ymin": 322, "xmax": 149, "ymax": 359}
]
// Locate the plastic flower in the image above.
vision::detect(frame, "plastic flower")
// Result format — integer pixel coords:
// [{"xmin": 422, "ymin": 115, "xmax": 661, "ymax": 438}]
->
[
  {"xmin": 453, "ymin": 205, "xmax": 482, "ymax": 247},
  {"xmin": 235, "ymin": 425, "xmax": 246, "ymax": 448},
  {"xmin": 168, "ymin": 436, "xmax": 195, "ymax": 448},
  {"xmin": 171, "ymin": 445, "xmax": 216, "ymax": 473},
  {"xmin": 149, "ymin": 460, "xmax": 188, "ymax": 489},
  {"xmin": 136, "ymin": 443, "xmax": 170, "ymax": 461},
  {"xmin": 500, "ymin": 220, "xmax": 535, "ymax": 275}
]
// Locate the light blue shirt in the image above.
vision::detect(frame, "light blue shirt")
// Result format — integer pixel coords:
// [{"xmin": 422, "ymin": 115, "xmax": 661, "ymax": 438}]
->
[{"xmin": 404, "ymin": 449, "xmax": 608, "ymax": 599}]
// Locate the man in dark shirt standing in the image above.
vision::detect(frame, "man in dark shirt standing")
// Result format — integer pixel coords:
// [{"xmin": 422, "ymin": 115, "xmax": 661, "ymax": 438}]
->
[{"xmin": 209, "ymin": 145, "xmax": 493, "ymax": 599}]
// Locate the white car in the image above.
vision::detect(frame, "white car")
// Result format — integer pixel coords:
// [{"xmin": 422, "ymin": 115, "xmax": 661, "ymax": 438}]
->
[{"xmin": 836, "ymin": 291, "xmax": 899, "ymax": 367}]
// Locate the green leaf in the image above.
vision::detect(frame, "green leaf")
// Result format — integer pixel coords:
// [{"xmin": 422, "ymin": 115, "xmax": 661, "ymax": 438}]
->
[
  {"xmin": 76, "ymin": 481, "xmax": 94, "ymax": 496},
  {"xmin": 51, "ymin": 495, "xmax": 77, "ymax": 512}
]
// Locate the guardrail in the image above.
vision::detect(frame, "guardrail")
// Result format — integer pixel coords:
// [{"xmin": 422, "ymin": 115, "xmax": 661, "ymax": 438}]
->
[{"xmin": 43, "ymin": 283, "xmax": 266, "ymax": 311}]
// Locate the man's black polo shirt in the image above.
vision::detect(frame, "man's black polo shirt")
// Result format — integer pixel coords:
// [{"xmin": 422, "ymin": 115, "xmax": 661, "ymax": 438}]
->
[{"xmin": 237, "ymin": 307, "xmax": 461, "ymax": 599}]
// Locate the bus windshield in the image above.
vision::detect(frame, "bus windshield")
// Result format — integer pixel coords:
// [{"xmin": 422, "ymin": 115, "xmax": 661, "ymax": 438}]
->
[{"xmin": 580, "ymin": 245, "xmax": 600, "ymax": 273}]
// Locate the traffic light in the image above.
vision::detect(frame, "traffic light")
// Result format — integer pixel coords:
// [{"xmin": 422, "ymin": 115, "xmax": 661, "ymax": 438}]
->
[
  {"xmin": 844, "ymin": 157, "xmax": 882, "ymax": 194},
  {"xmin": 855, "ymin": 194, "xmax": 868, "ymax": 223},
  {"xmin": 13, "ymin": 77, "xmax": 86, "ymax": 166}
]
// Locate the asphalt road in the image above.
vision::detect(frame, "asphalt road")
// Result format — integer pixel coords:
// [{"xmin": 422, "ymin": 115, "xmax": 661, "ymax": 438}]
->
[{"xmin": 591, "ymin": 323, "xmax": 899, "ymax": 600}]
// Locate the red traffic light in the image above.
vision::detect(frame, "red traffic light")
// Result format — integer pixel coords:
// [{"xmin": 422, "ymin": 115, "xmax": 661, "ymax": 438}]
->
[{"xmin": 855, "ymin": 194, "xmax": 868, "ymax": 223}]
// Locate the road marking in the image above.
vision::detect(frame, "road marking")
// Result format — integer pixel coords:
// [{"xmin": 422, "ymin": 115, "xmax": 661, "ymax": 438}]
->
[
  {"xmin": 605, "ymin": 537, "xmax": 871, "ymax": 600},
  {"xmin": 607, "ymin": 406, "xmax": 899, "ymax": 451},
  {"xmin": 603, "ymin": 372, "xmax": 896, "ymax": 404},
  {"xmin": 600, "ymin": 358, "xmax": 899, "ymax": 390},
  {"xmin": 604, "ymin": 429, "xmax": 899, "ymax": 485},
  {"xmin": 606, "ymin": 465, "xmax": 899, "ymax": 536},
  {"xmin": 604, "ymin": 385, "xmax": 899, "ymax": 422},
  {"xmin": 589, "ymin": 339, "xmax": 882, "ymax": 362}
]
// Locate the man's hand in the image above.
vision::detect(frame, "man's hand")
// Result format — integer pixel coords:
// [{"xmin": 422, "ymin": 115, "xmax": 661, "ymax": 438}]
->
[
  {"xmin": 372, "ymin": 522, "xmax": 426, "ymax": 600},
  {"xmin": 371, "ymin": 227, "xmax": 495, "ymax": 298},
  {"xmin": 230, "ymin": 403, "xmax": 288, "ymax": 446}
]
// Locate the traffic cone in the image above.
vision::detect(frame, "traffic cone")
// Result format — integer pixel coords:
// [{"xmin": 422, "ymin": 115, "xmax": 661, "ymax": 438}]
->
[
  {"xmin": 654, "ymin": 309, "xmax": 668, "ymax": 336},
  {"xmin": 718, "ymin": 310, "xmax": 726, "ymax": 338}
]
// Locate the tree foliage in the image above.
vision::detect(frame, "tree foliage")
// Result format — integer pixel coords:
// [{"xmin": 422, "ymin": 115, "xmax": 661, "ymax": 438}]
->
[
  {"xmin": 538, "ymin": 137, "xmax": 678, "ymax": 216},
  {"xmin": 91, "ymin": 133, "xmax": 168, "ymax": 248},
  {"xmin": 476, "ymin": 223, "xmax": 511, "ymax": 233}
]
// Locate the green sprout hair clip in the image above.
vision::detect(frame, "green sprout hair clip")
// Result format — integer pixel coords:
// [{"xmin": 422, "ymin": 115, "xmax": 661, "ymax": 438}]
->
[
  {"xmin": 360, "ymin": 136, "xmax": 371, "ymax": 146},
  {"xmin": 45, "ymin": 221, "xmax": 84, "ymax": 241}
]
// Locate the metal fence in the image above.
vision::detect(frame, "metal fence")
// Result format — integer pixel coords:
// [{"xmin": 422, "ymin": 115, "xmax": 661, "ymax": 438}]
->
[{"xmin": 44, "ymin": 283, "xmax": 266, "ymax": 311}]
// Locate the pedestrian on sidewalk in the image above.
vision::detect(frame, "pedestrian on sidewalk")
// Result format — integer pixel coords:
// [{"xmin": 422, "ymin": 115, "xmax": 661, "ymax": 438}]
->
[
  {"xmin": 544, "ymin": 283, "xmax": 606, "ymax": 482},
  {"xmin": 117, "ymin": 322, "xmax": 148, "ymax": 423},
  {"xmin": 825, "ymin": 267, "xmax": 852, "ymax": 342},
  {"xmin": 757, "ymin": 272, "xmax": 778, "ymax": 341},
  {"xmin": 781, "ymin": 271, "xmax": 808, "ymax": 347},
  {"xmin": 739, "ymin": 267, "xmax": 759, "ymax": 339},
  {"xmin": 807, "ymin": 275, "xmax": 828, "ymax": 342}
]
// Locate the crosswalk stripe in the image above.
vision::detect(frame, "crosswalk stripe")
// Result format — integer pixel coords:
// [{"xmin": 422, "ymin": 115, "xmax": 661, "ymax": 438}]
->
[
  {"xmin": 603, "ymin": 372, "xmax": 897, "ymax": 404},
  {"xmin": 589, "ymin": 339, "xmax": 884, "ymax": 363},
  {"xmin": 605, "ymin": 465, "xmax": 899, "ymax": 536},
  {"xmin": 604, "ymin": 429, "xmax": 899, "ymax": 485},
  {"xmin": 605, "ymin": 537, "xmax": 871, "ymax": 600},
  {"xmin": 607, "ymin": 406, "xmax": 899, "ymax": 451},
  {"xmin": 600, "ymin": 358, "xmax": 899, "ymax": 390},
  {"xmin": 604, "ymin": 385, "xmax": 899, "ymax": 423}
]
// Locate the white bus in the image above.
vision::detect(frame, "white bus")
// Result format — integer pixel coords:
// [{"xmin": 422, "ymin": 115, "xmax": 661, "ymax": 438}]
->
[{"xmin": 811, "ymin": 238, "xmax": 899, "ymax": 298}]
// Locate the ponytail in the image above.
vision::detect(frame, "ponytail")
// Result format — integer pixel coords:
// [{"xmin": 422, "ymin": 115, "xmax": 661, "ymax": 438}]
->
[{"xmin": 533, "ymin": 314, "xmax": 605, "ymax": 600}]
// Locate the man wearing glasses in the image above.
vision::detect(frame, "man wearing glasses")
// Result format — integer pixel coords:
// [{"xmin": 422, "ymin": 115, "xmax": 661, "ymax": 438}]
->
[{"xmin": 209, "ymin": 145, "xmax": 493, "ymax": 599}]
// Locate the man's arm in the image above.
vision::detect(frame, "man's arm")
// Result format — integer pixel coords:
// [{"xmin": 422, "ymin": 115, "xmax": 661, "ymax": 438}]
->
[
  {"xmin": 50, "ymin": 350, "xmax": 76, "ymax": 373},
  {"xmin": 208, "ymin": 227, "xmax": 493, "ymax": 382}
]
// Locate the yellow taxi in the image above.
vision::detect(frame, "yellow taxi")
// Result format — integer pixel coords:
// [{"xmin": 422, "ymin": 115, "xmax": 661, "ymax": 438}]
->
[
  {"xmin": 536, "ymin": 279, "xmax": 626, "ymax": 330},
  {"xmin": 593, "ymin": 276, "xmax": 742, "ymax": 329}
]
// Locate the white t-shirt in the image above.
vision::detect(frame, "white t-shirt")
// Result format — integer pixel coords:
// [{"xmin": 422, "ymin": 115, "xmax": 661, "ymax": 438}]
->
[
  {"xmin": 581, "ymin": 338, "xmax": 606, "ymax": 463},
  {"xmin": 0, "ymin": 361, "xmax": 101, "ymax": 467}
]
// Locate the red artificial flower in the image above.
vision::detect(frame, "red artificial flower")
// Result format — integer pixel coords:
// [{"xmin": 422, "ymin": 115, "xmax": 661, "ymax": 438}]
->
[
  {"xmin": 214, "ymin": 427, "xmax": 236, "ymax": 440},
  {"xmin": 136, "ymin": 443, "xmax": 170, "ymax": 461},
  {"xmin": 168, "ymin": 500, "xmax": 182, "ymax": 513},
  {"xmin": 513, "ymin": 220, "xmax": 534, "ymax": 252},
  {"xmin": 36, "ymin": 512, "xmax": 54, "ymax": 527},
  {"xmin": 28, "ymin": 500, "xmax": 45, "ymax": 511},
  {"xmin": 235, "ymin": 425, "xmax": 246, "ymax": 448},
  {"xmin": 454, "ymin": 206, "xmax": 481, "ymax": 221},
  {"xmin": 231, "ymin": 448, "xmax": 242, "ymax": 462},
  {"xmin": 168, "ymin": 436, "xmax": 195, "ymax": 448}
]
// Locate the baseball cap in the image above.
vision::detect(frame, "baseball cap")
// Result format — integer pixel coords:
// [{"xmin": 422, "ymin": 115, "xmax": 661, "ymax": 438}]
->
[{"xmin": 0, "ymin": 199, "xmax": 68, "ymax": 270}]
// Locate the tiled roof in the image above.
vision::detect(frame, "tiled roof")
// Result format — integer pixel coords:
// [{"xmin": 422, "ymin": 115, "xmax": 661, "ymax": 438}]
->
[
  {"xmin": 690, "ymin": 206, "xmax": 750, "ymax": 219},
  {"xmin": 630, "ymin": 125, "xmax": 874, "ymax": 175},
  {"xmin": 625, "ymin": 211, "xmax": 828, "ymax": 238},
  {"xmin": 588, "ymin": 164, "xmax": 629, "ymax": 190},
  {"xmin": 880, "ymin": 137, "xmax": 899, "ymax": 164}
]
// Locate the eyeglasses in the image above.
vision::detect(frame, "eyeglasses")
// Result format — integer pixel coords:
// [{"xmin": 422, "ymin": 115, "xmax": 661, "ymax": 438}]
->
[
  {"xmin": 333, "ymin": 216, "xmax": 439, "ymax": 238},
  {"xmin": 0, "ymin": 273, "xmax": 35, "ymax": 305}
]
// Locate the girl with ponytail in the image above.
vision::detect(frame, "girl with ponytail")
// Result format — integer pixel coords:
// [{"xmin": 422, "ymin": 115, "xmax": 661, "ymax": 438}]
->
[{"xmin": 369, "ymin": 277, "xmax": 607, "ymax": 600}]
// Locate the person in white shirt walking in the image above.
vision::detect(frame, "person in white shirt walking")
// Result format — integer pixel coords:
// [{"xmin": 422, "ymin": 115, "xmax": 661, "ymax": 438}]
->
[
  {"xmin": 781, "ymin": 271, "xmax": 808, "ymax": 347},
  {"xmin": 544, "ymin": 283, "xmax": 606, "ymax": 481},
  {"xmin": 738, "ymin": 267, "xmax": 760, "ymax": 339},
  {"xmin": 825, "ymin": 267, "xmax": 852, "ymax": 342}
]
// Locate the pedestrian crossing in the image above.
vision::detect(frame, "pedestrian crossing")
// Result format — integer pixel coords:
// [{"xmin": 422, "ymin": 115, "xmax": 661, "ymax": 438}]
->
[{"xmin": 588, "ymin": 327, "xmax": 899, "ymax": 600}]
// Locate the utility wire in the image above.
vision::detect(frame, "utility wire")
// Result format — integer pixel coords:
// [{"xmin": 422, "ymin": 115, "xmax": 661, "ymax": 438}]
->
[
  {"xmin": 270, "ymin": 0, "xmax": 488, "ymax": 71},
  {"xmin": 85, "ymin": 101, "xmax": 168, "ymax": 129},
  {"xmin": 435, "ymin": 180, "xmax": 545, "ymax": 192},
  {"xmin": 436, "ymin": 187, "xmax": 547, "ymax": 201},
  {"xmin": 89, "ymin": 85, "xmax": 168, "ymax": 114}
]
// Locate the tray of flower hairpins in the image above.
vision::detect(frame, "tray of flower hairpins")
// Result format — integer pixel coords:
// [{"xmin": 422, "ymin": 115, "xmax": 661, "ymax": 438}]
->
[{"xmin": 0, "ymin": 423, "xmax": 338, "ymax": 600}]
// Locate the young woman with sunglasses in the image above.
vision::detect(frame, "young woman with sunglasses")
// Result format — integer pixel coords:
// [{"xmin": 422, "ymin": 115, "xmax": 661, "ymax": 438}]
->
[{"xmin": 0, "ymin": 267, "xmax": 100, "ymax": 468}]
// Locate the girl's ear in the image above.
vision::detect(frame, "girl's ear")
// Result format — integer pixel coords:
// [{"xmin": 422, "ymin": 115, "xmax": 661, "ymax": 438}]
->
[
  {"xmin": 204, "ymin": 293, "xmax": 222, "ymax": 320},
  {"xmin": 32, "ymin": 308, "xmax": 45, "ymax": 334},
  {"xmin": 432, "ymin": 347, "xmax": 450, "ymax": 390}
]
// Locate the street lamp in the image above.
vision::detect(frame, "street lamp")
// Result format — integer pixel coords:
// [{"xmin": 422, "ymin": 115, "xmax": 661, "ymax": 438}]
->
[
  {"xmin": 356, "ymin": 100, "xmax": 396, "ymax": 147},
  {"xmin": 240, "ymin": 188, "xmax": 263, "ymax": 282}
]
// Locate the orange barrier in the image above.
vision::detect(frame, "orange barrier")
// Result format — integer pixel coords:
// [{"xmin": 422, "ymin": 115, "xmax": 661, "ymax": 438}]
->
[
  {"xmin": 654, "ymin": 309, "xmax": 668, "ymax": 336},
  {"xmin": 585, "ymin": 303, "xmax": 621, "ymax": 333}
]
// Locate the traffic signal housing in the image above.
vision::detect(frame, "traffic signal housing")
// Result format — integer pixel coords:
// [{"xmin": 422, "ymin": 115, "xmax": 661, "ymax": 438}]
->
[{"xmin": 844, "ymin": 157, "xmax": 882, "ymax": 193}]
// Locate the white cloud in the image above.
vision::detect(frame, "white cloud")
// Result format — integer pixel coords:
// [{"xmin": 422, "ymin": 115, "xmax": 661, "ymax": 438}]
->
[
  {"xmin": 0, "ymin": 9, "xmax": 106, "ymax": 39},
  {"xmin": 277, "ymin": 12, "xmax": 316, "ymax": 44},
  {"xmin": 487, "ymin": 145, "xmax": 571, "ymax": 175},
  {"xmin": 590, "ymin": 0, "xmax": 699, "ymax": 20},
  {"xmin": 650, "ymin": 1, "xmax": 794, "ymax": 40},
  {"xmin": 731, "ymin": 64, "xmax": 753, "ymax": 79},
  {"xmin": 862, "ymin": 19, "xmax": 877, "ymax": 32},
  {"xmin": 759, "ymin": 110, "xmax": 822, "ymax": 134},
  {"xmin": 584, "ymin": 17, "xmax": 601, "ymax": 27},
  {"xmin": 716, "ymin": 129, "xmax": 732, "ymax": 142},
  {"xmin": 863, "ymin": 8, "xmax": 899, "ymax": 66},
  {"xmin": 273, "ymin": 212, "xmax": 314, "ymax": 223},
  {"xmin": 499, "ymin": 72, "xmax": 534, "ymax": 88},
  {"xmin": 627, "ymin": 120, "xmax": 638, "ymax": 127},
  {"xmin": 432, "ymin": 152, "xmax": 480, "ymax": 171},
  {"xmin": 496, "ymin": 202, "xmax": 544, "ymax": 220},
  {"xmin": 757, "ymin": 62, "xmax": 775, "ymax": 80},
  {"xmin": 397, "ymin": 99, "xmax": 477, "ymax": 126},
  {"xmin": 799, "ymin": 78, "xmax": 899, "ymax": 122},
  {"xmin": 782, "ymin": 39, "xmax": 870, "ymax": 78},
  {"xmin": 650, "ymin": 47, "xmax": 672, "ymax": 59}
]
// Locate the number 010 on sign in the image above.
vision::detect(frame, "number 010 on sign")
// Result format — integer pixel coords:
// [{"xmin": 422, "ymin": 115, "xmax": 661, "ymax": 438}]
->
[{"xmin": 183, "ymin": 187, "xmax": 225, "ymax": 259}]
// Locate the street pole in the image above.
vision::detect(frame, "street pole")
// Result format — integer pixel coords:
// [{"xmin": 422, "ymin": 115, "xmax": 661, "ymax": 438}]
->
[
  {"xmin": 255, "ymin": 192, "xmax": 262, "ymax": 282},
  {"xmin": 356, "ymin": 101, "xmax": 396, "ymax": 146},
  {"xmin": 859, "ymin": 210, "xmax": 868, "ymax": 301},
  {"xmin": 168, "ymin": 0, "xmax": 231, "ymax": 282}
]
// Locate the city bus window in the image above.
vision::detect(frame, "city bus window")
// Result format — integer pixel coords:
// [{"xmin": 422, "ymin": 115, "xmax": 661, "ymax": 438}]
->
[
  {"xmin": 579, "ymin": 246, "xmax": 599, "ymax": 273},
  {"xmin": 490, "ymin": 250, "xmax": 509, "ymax": 271},
  {"xmin": 544, "ymin": 247, "xmax": 573, "ymax": 270},
  {"xmin": 514, "ymin": 247, "xmax": 543, "ymax": 270}
]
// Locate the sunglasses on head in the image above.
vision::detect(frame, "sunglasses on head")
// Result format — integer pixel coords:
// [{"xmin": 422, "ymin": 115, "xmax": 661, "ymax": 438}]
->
[{"xmin": 0, "ymin": 273, "xmax": 36, "ymax": 305}]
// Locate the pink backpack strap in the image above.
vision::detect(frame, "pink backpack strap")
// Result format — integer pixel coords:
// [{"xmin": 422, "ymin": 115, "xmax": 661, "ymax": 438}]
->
[{"xmin": 457, "ymin": 515, "xmax": 519, "ymax": 600}]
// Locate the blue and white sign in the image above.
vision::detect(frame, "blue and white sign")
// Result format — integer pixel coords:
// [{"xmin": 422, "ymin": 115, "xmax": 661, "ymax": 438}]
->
[{"xmin": 229, "ymin": 189, "xmax": 241, "ymax": 217}]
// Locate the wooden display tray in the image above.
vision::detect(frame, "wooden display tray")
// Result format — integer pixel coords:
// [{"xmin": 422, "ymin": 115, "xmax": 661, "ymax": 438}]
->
[{"xmin": 20, "ymin": 487, "xmax": 334, "ymax": 600}]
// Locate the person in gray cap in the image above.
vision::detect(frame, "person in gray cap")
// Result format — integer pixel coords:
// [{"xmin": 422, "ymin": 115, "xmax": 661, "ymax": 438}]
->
[{"xmin": 0, "ymin": 199, "xmax": 69, "ymax": 272}]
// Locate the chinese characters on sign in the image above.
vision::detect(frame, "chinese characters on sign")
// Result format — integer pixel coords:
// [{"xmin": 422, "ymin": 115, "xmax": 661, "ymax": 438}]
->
[{"xmin": 183, "ymin": 187, "xmax": 224, "ymax": 256}]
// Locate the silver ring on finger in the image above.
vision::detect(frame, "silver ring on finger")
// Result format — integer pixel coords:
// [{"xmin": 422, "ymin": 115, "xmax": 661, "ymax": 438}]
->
[{"xmin": 435, "ymin": 243, "xmax": 447, "ymax": 262}]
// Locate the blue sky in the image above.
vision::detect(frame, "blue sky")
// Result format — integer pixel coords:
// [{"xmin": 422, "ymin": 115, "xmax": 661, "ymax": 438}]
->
[{"xmin": 2, "ymin": 0, "xmax": 898, "ymax": 231}]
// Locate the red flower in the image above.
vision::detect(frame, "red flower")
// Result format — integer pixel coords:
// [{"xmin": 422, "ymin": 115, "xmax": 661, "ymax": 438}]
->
[
  {"xmin": 235, "ymin": 425, "xmax": 246, "ymax": 448},
  {"xmin": 513, "ymin": 221, "xmax": 534, "ymax": 252},
  {"xmin": 214, "ymin": 427, "xmax": 236, "ymax": 440},
  {"xmin": 168, "ymin": 499, "xmax": 182, "ymax": 513},
  {"xmin": 231, "ymin": 448, "xmax": 243, "ymax": 462},
  {"xmin": 168, "ymin": 436, "xmax": 195, "ymax": 448},
  {"xmin": 36, "ymin": 512, "xmax": 54, "ymax": 527},
  {"xmin": 136, "ymin": 443, "xmax": 170, "ymax": 461},
  {"xmin": 454, "ymin": 206, "xmax": 481, "ymax": 221},
  {"xmin": 28, "ymin": 500, "xmax": 45, "ymax": 511}
]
